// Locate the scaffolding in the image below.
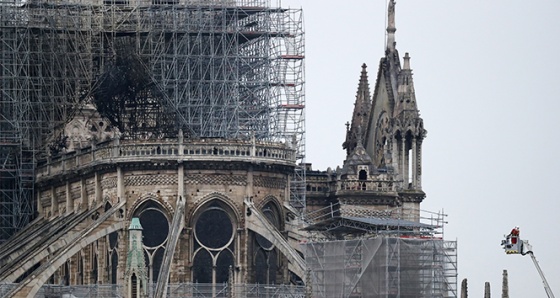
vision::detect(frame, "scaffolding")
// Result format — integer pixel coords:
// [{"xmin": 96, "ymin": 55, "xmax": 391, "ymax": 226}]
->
[
  {"xmin": 302, "ymin": 204, "xmax": 458, "ymax": 297},
  {"xmin": 0, "ymin": 0, "xmax": 305, "ymax": 240},
  {"xmin": 303, "ymin": 237, "xmax": 457, "ymax": 298}
]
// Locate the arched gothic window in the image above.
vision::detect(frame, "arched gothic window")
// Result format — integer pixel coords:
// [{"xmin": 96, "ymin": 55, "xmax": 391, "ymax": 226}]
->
[
  {"xmin": 77, "ymin": 252, "xmax": 84, "ymax": 285},
  {"xmin": 107, "ymin": 231, "xmax": 119, "ymax": 284},
  {"xmin": 192, "ymin": 200, "xmax": 236, "ymax": 284},
  {"xmin": 133, "ymin": 200, "xmax": 170, "ymax": 284},
  {"xmin": 254, "ymin": 201, "xmax": 281, "ymax": 284},
  {"xmin": 91, "ymin": 252, "xmax": 98, "ymax": 284}
]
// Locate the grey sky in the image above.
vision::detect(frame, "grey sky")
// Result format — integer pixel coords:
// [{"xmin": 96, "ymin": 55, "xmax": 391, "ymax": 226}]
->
[{"xmin": 279, "ymin": 0, "xmax": 560, "ymax": 296}]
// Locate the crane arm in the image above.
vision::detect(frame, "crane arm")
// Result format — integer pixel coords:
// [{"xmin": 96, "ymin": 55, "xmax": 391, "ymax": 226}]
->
[{"xmin": 528, "ymin": 251, "xmax": 555, "ymax": 298}]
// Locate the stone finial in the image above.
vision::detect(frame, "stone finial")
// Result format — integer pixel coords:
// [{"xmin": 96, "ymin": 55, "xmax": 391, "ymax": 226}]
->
[
  {"xmin": 502, "ymin": 270, "xmax": 509, "ymax": 298},
  {"xmin": 356, "ymin": 64, "xmax": 371, "ymax": 104},
  {"xmin": 387, "ymin": 0, "xmax": 397, "ymax": 51},
  {"xmin": 461, "ymin": 278, "xmax": 468, "ymax": 298},
  {"xmin": 484, "ymin": 282, "xmax": 491, "ymax": 298},
  {"xmin": 403, "ymin": 53, "xmax": 411, "ymax": 70}
]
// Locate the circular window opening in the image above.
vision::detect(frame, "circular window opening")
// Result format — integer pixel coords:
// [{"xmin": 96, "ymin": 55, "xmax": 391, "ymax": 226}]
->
[
  {"xmin": 139, "ymin": 208, "xmax": 169, "ymax": 248},
  {"xmin": 195, "ymin": 207, "xmax": 234, "ymax": 249}
]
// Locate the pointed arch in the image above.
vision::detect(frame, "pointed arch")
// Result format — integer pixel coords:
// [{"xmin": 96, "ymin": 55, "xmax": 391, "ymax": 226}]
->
[
  {"xmin": 257, "ymin": 196, "xmax": 283, "ymax": 230},
  {"xmin": 252, "ymin": 197, "xmax": 283, "ymax": 284},
  {"xmin": 127, "ymin": 192, "xmax": 174, "ymax": 221},
  {"xmin": 188, "ymin": 192, "xmax": 242, "ymax": 226},
  {"xmin": 130, "ymin": 198, "xmax": 171, "ymax": 285}
]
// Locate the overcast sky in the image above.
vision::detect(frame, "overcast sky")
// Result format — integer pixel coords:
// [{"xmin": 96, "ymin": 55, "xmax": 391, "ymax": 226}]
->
[{"xmin": 279, "ymin": 0, "xmax": 560, "ymax": 296}]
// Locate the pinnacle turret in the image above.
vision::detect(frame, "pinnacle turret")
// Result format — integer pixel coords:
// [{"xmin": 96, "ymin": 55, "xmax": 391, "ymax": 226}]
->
[
  {"xmin": 343, "ymin": 64, "xmax": 372, "ymax": 157},
  {"xmin": 357, "ymin": 63, "xmax": 371, "ymax": 102},
  {"xmin": 395, "ymin": 52, "xmax": 418, "ymax": 116}
]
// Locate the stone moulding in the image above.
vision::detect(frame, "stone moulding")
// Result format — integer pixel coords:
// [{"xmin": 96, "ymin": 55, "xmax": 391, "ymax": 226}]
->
[{"xmin": 36, "ymin": 138, "xmax": 296, "ymax": 183}]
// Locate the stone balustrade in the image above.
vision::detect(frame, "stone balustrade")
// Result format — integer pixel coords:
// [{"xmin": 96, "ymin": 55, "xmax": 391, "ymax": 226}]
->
[
  {"xmin": 36, "ymin": 138, "xmax": 295, "ymax": 180},
  {"xmin": 338, "ymin": 179, "xmax": 397, "ymax": 192}
]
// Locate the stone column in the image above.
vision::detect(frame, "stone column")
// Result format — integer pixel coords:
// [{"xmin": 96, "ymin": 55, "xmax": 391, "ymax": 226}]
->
[
  {"xmin": 484, "ymin": 282, "xmax": 491, "ymax": 298},
  {"xmin": 236, "ymin": 228, "xmax": 242, "ymax": 284},
  {"xmin": 242, "ymin": 166, "xmax": 254, "ymax": 283},
  {"xmin": 401, "ymin": 137, "xmax": 407, "ymax": 188},
  {"xmin": 118, "ymin": 230, "xmax": 127, "ymax": 285},
  {"xmin": 178, "ymin": 164, "xmax": 184, "ymax": 202},
  {"xmin": 80, "ymin": 179, "xmax": 87, "ymax": 211},
  {"xmin": 69, "ymin": 254, "xmax": 77, "ymax": 285},
  {"xmin": 83, "ymin": 245, "xmax": 91, "ymax": 284},
  {"xmin": 98, "ymin": 240, "xmax": 107, "ymax": 283},
  {"xmin": 51, "ymin": 186, "xmax": 58, "ymax": 217},
  {"xmin": 178, "ymin": 129, "xmax": 184, "ymax": 155},
  {"xmin": 228, "ymin": 265, "xmax": 235, "ymax": 298},
  {"xmin": 391, "ymin": 136, "xmax": 398, "ymax": 176},
  {"xmin": 95, "ymin": 172, "xmax": 102, "ymax": 206},
  {"xmin": 117, "ymin": 166, "xmax": 124, "ymax": 203},
  {"xmin": 417, "ymin": 139, "xmax": 422, "ymax": 189},
  {"xmin": 460, "ymin": 278, "xmax": 468, "ymax": 298},
  {"xmin": 66, "ymin": 182, "xmax": 73, "ymax": 214},
  {"xmin": 502, "ymin": 270, "xmax": 509, "ymax": 298},
  {"xmin": 172, "ymin": 163, "xmax": 185, "ymax": 284},
  {"xmin": 411, "ymin": 137, "xmax": 417, "ymax": 189}
]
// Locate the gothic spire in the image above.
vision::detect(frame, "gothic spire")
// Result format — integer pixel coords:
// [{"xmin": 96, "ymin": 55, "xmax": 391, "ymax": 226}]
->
[{"xmin": 343, "ymin": 64, "xmax": 372, "ymax": 156}]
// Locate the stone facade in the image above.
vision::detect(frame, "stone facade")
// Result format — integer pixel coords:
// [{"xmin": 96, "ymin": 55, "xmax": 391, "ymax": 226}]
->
[
  {"xmin": 0, "ymin": 1, "xmax": 432, "ymax": 296},
  {"xmin": 30, "ymin": 137, "xmax": 299, "ymax": 293}
]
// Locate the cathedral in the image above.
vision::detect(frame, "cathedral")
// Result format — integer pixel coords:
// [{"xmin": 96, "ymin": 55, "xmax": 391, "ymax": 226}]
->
[{"xmin": 0, "ymin": 0, "xmax": 456, "ymax": 297}]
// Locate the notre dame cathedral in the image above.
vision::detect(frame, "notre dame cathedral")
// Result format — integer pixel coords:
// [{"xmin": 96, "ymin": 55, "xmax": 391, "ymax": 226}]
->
[{"xmin": 0, "ymin": 0, "xmax": 456, "ymax": 297}]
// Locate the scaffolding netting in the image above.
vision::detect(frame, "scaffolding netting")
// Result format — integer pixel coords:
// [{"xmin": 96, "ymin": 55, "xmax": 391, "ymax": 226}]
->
[{"xmin": 303, "ymin": 237, "xmax": 457, "ymax": 298}]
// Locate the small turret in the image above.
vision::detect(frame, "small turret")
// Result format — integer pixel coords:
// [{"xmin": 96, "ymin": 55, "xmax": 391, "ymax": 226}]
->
[
  {"xmin": 395, "ymin": 52, "xmax": 419, "ymax": 116},
  {"xmin": 125, "ymin": 218, "xmax": 148, "ymax": 298}
]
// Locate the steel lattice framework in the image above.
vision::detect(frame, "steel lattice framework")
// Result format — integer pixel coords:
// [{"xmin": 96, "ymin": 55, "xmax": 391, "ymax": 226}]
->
[
  {"xmin": 0, "ymin": 0, "xmax": 305, "ymax": 241},
  {"xmin": 304, "ymin": 238, "xmax": 458, "ymax": 298}
]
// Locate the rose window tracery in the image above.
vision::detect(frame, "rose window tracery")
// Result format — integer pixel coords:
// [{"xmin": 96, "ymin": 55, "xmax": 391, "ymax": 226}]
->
[{"xmin": 192, "ymin": 200, "xmax": 236, "ymax": 284}]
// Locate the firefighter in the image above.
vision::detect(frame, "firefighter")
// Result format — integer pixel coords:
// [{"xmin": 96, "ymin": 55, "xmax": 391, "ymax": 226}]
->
[{"xmin": 509, "ymin": 226, "xmax": 520, "ymax": 244}]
